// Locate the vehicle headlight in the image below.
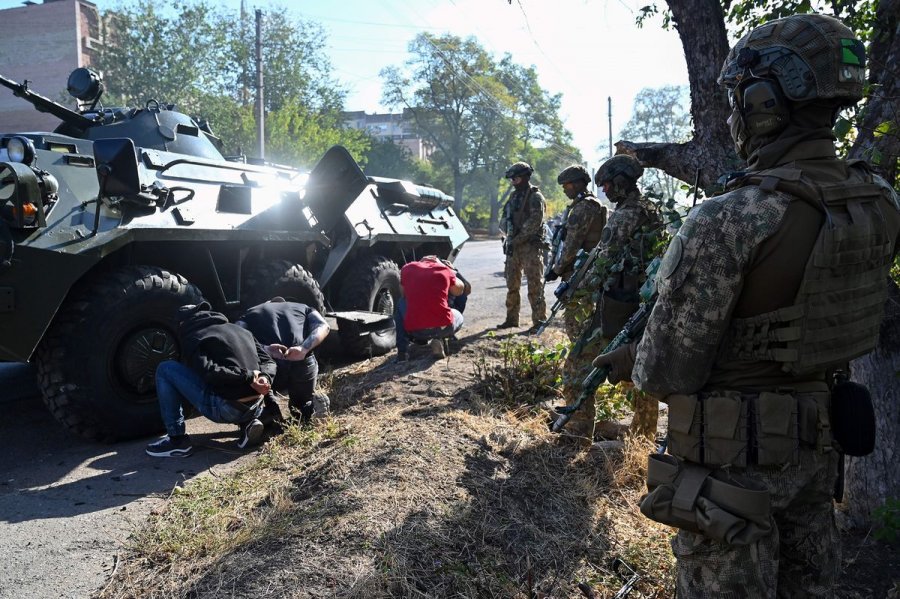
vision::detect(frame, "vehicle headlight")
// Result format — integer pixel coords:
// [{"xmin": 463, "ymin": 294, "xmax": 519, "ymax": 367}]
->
[{"xmin": 6, "ymin": 136, "xmax": 35, "ymax": 165}]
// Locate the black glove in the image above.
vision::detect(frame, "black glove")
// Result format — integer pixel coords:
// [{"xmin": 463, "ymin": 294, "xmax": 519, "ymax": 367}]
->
[
  {"xmin": 591, "ymin": 342, "xmax": 637, "ymax": 384},
  {"xmin": 545, "ymin": 270, "xmax": 559, "ymax": 282}
]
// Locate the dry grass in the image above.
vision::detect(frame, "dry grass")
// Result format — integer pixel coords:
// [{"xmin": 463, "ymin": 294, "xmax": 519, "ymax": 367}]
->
[{"xmin": 99, "ymin": 334, "xmax": 676, "ymax": 599}]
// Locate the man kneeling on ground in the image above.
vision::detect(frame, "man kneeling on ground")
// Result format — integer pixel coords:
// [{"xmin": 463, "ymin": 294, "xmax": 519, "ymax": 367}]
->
[
  {"xmin": 145, "ymin": 301, "xmax": 276, "ymax": 458},
  {"xmin": 237, "ymin": 297, "xmax": 330, "ymax": 421},
  {"xmin": 395, "ymin": 255, "xmax": 469, "ymax": 361}
]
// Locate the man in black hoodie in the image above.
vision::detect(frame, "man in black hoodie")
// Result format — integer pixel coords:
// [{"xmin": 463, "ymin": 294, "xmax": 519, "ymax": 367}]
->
[{"xmin": 146, "ymin": 301, "xmax": 277, "ymax": 458}]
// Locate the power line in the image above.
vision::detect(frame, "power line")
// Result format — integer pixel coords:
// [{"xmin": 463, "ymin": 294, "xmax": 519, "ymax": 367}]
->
[{"xmin": 336, "ymin": 0, "xmax": 581, "ymax": 168}]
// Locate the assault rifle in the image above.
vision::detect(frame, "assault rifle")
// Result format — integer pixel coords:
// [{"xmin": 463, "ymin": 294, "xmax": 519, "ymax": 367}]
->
[
  {"xmin": 534, "ymin": 244, "xmax": 601, "ymax": 335},
  {"xmin": 549, "ymin": 257, "xmax": 661, "ymax": 433},
  {"xmin": 543, "ymin": 207, "xmax": 569, "ymax": 278}
]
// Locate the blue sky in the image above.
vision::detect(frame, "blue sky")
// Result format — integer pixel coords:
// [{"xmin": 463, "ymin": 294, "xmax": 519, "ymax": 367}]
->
[{"xmin": 0, "ymin": 0, "xmax": 692, "ymax": 169}]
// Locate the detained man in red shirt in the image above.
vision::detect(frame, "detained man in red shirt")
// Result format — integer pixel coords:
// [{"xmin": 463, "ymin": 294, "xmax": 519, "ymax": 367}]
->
[{"xmin": 395, "ymin": 255, "xmax": 469, "ymax": 361}]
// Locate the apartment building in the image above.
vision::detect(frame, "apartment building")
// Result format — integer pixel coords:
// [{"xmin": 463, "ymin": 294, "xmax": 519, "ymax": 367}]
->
[
  {"xmin": 0, "ymin": 0, "xmax": 100, "ymax": 132},
  {"xmin": 343, "ymin": 109, "xmax": 433, "ymax": 161}
]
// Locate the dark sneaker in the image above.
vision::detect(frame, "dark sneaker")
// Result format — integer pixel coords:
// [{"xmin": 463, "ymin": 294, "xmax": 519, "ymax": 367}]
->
[
  {"xmin": 236, "ymin": 419, "xmax": 265, "ymax": 449},
  {"xmin": 429, "ymin": 338, "xmax": 446, "ymax": 358},
  {"xmin": 395, "ymin": 351, "xmax": 409, "ymax": 363},
  {"xmin": 495, "ymin": 321, "xmax": 519, "ymax": 329},
  {"xmin": 260, "ymin": 393, "xmax": 284, "ymax": 425},
  {"xmin": 146, "ymin": 434, "xmax": 193, "ymax": 458}
]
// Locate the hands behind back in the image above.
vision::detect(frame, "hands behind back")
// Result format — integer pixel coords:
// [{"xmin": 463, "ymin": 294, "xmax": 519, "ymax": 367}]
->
[{"xmin": 250, "ymin": 370, "xmax": 271, "ymax": 394}]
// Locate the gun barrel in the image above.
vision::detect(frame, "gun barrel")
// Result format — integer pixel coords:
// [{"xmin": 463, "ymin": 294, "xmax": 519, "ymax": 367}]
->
[
  {"xmin": 550, "ymin": 411, "xmax": 571, "ymax": 433},
  {"xmin": 0, "ymin": 73, "xmax": 94, "ymax": 129},
  {"xmin": 582, "ymin": 364, "xmax": 611, "ymax": 391}
]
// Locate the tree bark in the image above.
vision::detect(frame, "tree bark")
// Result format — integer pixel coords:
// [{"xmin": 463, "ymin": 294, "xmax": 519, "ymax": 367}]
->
[
  {"xmin": 489, "ymin": 185, "xmax": 511, "ymax": 236},
  {"xmin": 617, "ymin": 0, "xmax": 738, "ymax": 191},
  {"xmin": 840, "ymin": 281, "xmax": 900, "ymax": 529},
  {"xmin": 841, "ymin": 0, "xmax": 900, "ymax": 529},
  {"xmin": 849, "ymin": 0, "xmax": 899, "ymax": 186}
]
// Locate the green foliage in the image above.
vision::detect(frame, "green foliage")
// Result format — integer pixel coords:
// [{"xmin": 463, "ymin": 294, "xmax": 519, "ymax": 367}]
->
[
  {"xmin": 266, "ymin": 99, "xmax": 370, "ymax": 167},
  {"xmin": 722, "ymin": 0, "xmax": 877, "ymax": 40},
  {"xmin": 833, "ymin": 116, "xmax": 854, "ymax": 139},
  {"xmin": 594, "ymin": 383, "xmax": 632, "ymax": 423},
  {"xmin": 472, "ymin": 339, "xmax": 567, "ymax": 407},
  {"xmin": 872, "ymin": 497, "xmax": 900, "ymax": 544},
  {"xmin": 380, "ymin": 33, "xmax": 576, "ymax": 222},
  {"xmin": 362, "ymin": 137, "xmax": 427, "ymax": 182},
  {"xmin": 96, "ymin": 0, "xmax": 356, "ymax": 165}
]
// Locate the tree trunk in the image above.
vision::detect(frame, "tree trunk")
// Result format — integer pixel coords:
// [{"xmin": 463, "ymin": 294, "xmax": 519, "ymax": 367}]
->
[
  {"xmin": 850, "ymin": 0, "xmax": 899, "ymax": 186},
  {"xmin": 453, "ymin": 171, "xmax": 465, "ymax": 215},
  {"xmin": 839, "ymin": 280, "xmax": 900, "ymax": 529},
  {"xmin": 840, "ymin": 0, "xmax": 900, "ymax": 529},
  {"xmin": 617, "ymin": 0, "xmax": 738, "ymax": 190},
  {"xmin": 489, "ymin": 185, "xmax": 512, "ymax": 236}
]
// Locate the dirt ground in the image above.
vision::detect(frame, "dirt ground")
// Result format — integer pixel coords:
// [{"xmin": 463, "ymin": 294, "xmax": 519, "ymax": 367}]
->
[{"xmin": 99, "ymin": 323, "xmax": 898, "ymax": 598}]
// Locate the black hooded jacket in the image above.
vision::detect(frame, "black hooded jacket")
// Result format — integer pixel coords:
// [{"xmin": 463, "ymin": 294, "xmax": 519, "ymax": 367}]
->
[{"xmin": 177, "ymin": 310, "xmax": 277, "ymax": 401}]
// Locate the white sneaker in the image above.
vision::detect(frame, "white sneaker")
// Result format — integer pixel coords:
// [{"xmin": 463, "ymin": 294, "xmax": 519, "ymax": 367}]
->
[{"xmin": 429, "ymin": 338, "xmax": 445, "ymax": 358}]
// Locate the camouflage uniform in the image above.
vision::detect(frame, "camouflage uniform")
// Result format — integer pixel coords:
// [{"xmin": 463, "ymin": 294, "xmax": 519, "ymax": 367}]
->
[
  {"xmin": 502, "ymin": 184, "xmax": 547, "ymax": 327},
  {"xmin": 552, "ymin": 191, "xmax": 606, "ymax": 340},
  {"xmin": 633, "ymin": 15, "xmax": 900, "ymax": 597},
  {"xmin": 561, "ymin": 186, "xmax": 660, "ymax": 442}
]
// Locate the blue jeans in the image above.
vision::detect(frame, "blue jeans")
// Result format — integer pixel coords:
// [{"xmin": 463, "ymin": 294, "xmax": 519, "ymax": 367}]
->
[
  {"xmin": 448, "ymin": 292, "xmax": 468, "ymax": 314},
  {"xmin": 155, "ymin": 360, "xmax": 263, "ymax": 437},
  {"xmin": 394, "ymin": 298, "xmax": 464, "ymax": 354}
]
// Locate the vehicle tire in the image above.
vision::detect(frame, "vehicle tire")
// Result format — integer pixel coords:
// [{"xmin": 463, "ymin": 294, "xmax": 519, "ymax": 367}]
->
[
  {"xmin": 335, "ymin": 255, "xmax": 401, "ymax": 358},
  {"xmin": 241, "ymin": 259, "xmax": 325, "ymax": 312},
  {"xmin": 34, "ymin": 266, "xmax": 204, "ymax": 442}
]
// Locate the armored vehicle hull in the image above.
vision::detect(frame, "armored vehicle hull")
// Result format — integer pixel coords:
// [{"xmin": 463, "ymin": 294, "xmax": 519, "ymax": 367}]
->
[{"xmin": 0, "ymin": 70, "xmax": 467, "ymax": 441}]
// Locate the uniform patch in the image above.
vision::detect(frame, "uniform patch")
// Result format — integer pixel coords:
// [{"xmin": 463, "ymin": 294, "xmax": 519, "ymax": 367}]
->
[
  {"xmin": 601, "ymin": 226, "xmax": 612, "ymax": 245},
  {"xmin": 659, "ymin": 235, "xmax": 683, "ymax": 279}
]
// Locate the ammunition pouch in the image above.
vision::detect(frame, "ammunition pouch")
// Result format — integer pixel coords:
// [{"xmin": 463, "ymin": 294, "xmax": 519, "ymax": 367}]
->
[
  {"xmin": 640, "ymin": 454, "xmax": 771, "ymax": 545},
  {"xmin": 667, "ymin": 385, "xmax": 831, "ymax": 468},
  {"xmin": 599, "ymin": 291, "xmax": 640, "ymax": 340},
  {"xmin": 830, "ymin": 379, "xmax": 876, "ymax": 456}
]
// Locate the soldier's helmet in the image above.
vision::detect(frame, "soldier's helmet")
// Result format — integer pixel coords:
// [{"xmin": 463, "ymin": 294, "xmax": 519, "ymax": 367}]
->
[
  {"xmin": 718, "ymin": 13, "xmax": 865, "ymax": 107},
  {"xmin": 557, "ymin": 165, "xmax": 591, "ymax": 185},
  {"xmin": 594, "ymin": 155, "xmax": 643, "ymax": 188},
  {"xmin": 505, "ymin": 161, "xmax": 534, "ymax": 179}
]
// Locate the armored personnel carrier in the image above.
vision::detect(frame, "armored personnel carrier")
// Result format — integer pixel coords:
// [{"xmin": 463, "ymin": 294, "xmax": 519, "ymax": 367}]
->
[{"xmin": 0, "ymin": 68, "xmax": 468, "ymax": 441}]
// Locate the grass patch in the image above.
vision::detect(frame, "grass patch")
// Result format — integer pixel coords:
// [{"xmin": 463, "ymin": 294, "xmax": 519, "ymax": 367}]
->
[{"xmin": 100, "ymin": 337, "xmax": 676, "ymax": 598}]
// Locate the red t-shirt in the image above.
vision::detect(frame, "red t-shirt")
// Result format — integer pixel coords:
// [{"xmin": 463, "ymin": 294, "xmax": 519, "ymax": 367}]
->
[{"xmin": 401, "ymin": 260, "xmax": 456, "ymax": 331}]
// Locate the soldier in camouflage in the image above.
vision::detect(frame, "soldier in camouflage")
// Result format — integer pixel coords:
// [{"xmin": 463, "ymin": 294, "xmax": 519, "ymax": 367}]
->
[
  {"xmin": 558, "ymin": 156, "xmax": 661, "ymax": 444},
  {"xmin": 498, "ymin": 161, "xmax": 547, "ymax": 330},
  {"xmin": 594, "ymin": 14, "xmax": 900, "ymax": 597},
  {"xmin": 547, "ymin": 164, "xmax": 607, "ymax": 341}
]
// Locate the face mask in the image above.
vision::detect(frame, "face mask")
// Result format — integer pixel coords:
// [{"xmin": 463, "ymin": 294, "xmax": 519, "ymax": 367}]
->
[{"xmin": 728, "ymin": 106, "xmax": 749, "ymax": 160}]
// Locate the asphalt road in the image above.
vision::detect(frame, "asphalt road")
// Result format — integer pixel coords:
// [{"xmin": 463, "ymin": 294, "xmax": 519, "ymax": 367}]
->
[{"xmin": 0, "ymin": 239, "xmax": 556, "ymax": 598}]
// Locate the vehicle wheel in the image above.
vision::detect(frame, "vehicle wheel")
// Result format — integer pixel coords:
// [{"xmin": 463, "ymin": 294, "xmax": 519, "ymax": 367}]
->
[
  {"xmin": 35, "ymin": 266, "xmax": 204, "ymax": 442},
  {"xmin": 335, "ymin": 255, "xmax": 401, "ymax": 357},
  {"xmin": 241, "ymin": 259, "xmax": 325, "ymax": 312}
]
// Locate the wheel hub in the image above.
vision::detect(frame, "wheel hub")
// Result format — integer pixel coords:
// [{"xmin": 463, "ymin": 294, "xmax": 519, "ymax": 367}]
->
[{"xmin": 116, "ymin": 326, "xmax": 178, "ymax": 396}]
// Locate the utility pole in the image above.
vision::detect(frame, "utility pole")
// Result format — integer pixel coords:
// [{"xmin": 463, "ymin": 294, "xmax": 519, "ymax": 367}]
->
[
  {"xmin": 255, "ymin": 9, "xmax": 265, "ymax": 159},
  {"xmin": 239, "ymin": 0, "xmax": 247, "ymax": 105},
  {"xmin": 607, "ymin": 96, "xmax": 613, "ymax": 158}
]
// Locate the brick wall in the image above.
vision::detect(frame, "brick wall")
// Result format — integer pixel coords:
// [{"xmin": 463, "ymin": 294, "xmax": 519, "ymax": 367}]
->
[{"xmin": 0, "ymin": 0, "xmax": 100, "ymax": 133}]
